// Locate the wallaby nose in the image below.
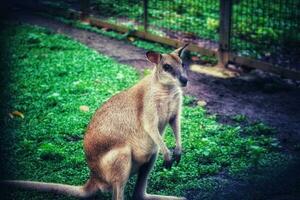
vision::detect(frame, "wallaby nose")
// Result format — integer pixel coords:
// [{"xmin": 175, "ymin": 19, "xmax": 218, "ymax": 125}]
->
[{"xmin": 179, "ymin": 76, "xmax": 188, "ymax": 87}]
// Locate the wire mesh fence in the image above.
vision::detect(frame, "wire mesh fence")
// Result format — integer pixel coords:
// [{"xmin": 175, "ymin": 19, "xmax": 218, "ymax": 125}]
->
[
  {"xmin": 147, "ymin": 0, "xmax": 219, "ymax": 40},
  {"xmin": 89, "ymin": 0, "xmax": 144, "ymax": 29},
  {"xmin": 147, "ymin": 0, "xmax": 219, "ymax": 50},
  {"xmin": 88, "ymin": 1, "xmax": 220, "ymax": 41},
  {"xmin": 30, "ymin": 0, "xmax": 300, "ymax": 72},
  {"xmin": 86, "ymin": 0, "xmax": 220, "ymax": 51},
  {"xmin": 231, "ymin": 0, "xmax": 300, "ymax": 69}
]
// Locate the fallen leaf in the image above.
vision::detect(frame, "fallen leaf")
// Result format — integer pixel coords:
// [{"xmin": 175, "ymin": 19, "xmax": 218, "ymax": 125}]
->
[
  {"xmin": 264, "ymin": 52, "xmax": 271, "ymax": 57},
  {"xmin": 94, "ymin": 79, "xmax": 101, "ymax": 83},
  {"xmin": 80, "ymin": 105, "xmax": 89, "ymax": 112},
  {"xmin": 80, "ymin": 19, "xmax": 90, "ymax": 24},
  {"xmin": 12, "ymin": 111, "xmax": 24, "ymax": 118},
  {"xmin": 200, "ymin": 123, "xmax": 205, "ymax": 129},
  {"xmin": 116, "ymin": 72, "xmax": 124, "ymax": 80},
  {"xmin": 197, "ymin": 100, "xmax": 207, "ymax": 107},
  {"xmin": 191, "ymin": 56, "xmax": 200, "ymax": 61},
  {"xmin": 8, "ymin": 113, "xmax": 14, "ymax": 119},
  {"xmin": 128, "ymin": 36, "xmax": 135, "ymax": 42}
]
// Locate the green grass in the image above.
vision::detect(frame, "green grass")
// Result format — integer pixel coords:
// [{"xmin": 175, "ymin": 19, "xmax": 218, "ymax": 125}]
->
[{"xmin": 0, "ymin": 24, "xmax": 294, "ymax": 199}]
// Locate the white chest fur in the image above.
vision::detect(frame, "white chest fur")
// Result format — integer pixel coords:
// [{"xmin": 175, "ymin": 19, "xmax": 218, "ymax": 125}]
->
[{"xmin": 154, "ymin": 86, "xmax": 182, "ymax": 132}]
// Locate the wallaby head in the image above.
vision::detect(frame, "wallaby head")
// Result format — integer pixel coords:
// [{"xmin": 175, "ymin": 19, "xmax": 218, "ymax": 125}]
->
[{"xmin": 146, "ymin": 43, "xmax": 189, "ymax": 87}]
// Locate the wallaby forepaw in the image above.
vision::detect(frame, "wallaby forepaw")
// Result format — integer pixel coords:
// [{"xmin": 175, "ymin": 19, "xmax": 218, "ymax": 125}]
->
[
  {"xmin": 163, "ymin": 148, "xmax": 182, "ymax": 169},
  {"xmin": 172, "ymin": 147, "xmax": 182, "ymax": 165},
  {"xmin": 162, "ymin": 149, "xmax": 173, "ymax": 169},
  {"xmin": 163, "ymin": 159, "xmax": 173, "ymax": 169}
]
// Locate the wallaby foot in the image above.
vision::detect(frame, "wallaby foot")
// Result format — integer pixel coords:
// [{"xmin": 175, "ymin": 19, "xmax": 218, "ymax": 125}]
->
[
  {"xmin": 132, "ymin": 154, "xmax": 186, "ymax": 200},
  {"xmin": 143, "ymin": 194, "xmax": 187, "ymax": 200}
]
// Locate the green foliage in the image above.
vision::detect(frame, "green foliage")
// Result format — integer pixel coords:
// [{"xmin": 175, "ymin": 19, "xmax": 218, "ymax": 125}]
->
[
  {"xmin": 206, "ymin": 18, "xmax": 219, "ymax": 31},
  {"xmin": 232, "ymin": 114, "xmax": 247, "ymax": 123},
  {"xmin": 244, "ymin": 122, "xmax": 276, "ymax": 135},
  {"xmin": 0, "ymin": 24, "xmax": 292, "ymax": 199},
  {"xmin": 183, "ymin": 95, "xmax": 197, "ymax": 106}
]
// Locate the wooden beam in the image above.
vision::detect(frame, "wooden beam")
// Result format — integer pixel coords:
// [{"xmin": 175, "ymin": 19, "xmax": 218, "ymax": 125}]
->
[
  {"xmin": 89, "ymin": 17, "xmax": 128, "ymax": 33},
  {"xmin": 89, "ymin": 17, "xmax": 217, "ymax": 56},
  {"xmin": 218, "ymin": 0, "xmax": 233, "ymax": 67},
  {"xmin": 143, "ymin": 0, "xmax": 148, "ymax": 31},
  {"xmin": 80, "ymin": 0, "xmax": 90, "ymax": 21},
  {"xmin": 230, "ymin": 54, "xmax": 300, "ymax": 80}
]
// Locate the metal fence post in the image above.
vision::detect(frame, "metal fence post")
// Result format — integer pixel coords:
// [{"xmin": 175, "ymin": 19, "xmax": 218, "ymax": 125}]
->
[
  {"xmin": 143, "ymin": 0, "xmax": 149, "ymax": 32},
  {"xmin": 80, "ymin": 0, "xmax": 90, "ymax": 21},
  {"xmin": 218, "ymin": 0, "xmax": 233, "ymax": 68}
]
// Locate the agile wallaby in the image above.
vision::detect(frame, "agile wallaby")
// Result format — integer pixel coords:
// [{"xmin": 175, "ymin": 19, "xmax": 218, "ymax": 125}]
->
[{"xmin": 2, "ymin": 44, "xmax": 189, "ymax": 200}]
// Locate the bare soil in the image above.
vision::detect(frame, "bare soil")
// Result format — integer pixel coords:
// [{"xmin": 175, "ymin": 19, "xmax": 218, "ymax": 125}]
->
[{"xmin": 5, "ymin": 10, "xmax": 300, "ymax": 199}]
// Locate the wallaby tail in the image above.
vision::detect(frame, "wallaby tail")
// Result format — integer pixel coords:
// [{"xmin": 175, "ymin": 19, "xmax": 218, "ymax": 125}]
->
[{"xmin": 1, "ymin": 179, "xmax": 98, "ymax": 198}]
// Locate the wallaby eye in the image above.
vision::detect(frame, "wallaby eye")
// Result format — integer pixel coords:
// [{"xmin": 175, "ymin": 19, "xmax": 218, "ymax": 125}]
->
[{"xmin": 163, "ymin": 64, "xmax": 173, "ymax": 73}]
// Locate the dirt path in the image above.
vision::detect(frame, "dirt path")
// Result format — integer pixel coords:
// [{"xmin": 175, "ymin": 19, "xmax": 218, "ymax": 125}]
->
[{"xmin": 12, "ymin": 11, "xmax": 300, "ymax": 147}]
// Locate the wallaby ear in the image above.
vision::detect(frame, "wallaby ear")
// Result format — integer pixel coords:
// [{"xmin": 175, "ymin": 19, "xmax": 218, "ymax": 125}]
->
[
  {"xmin": 173, "ymin": 43, "xmax": 189, "ymax": 58},
  {"xmin": 146, "ymin": 51, "xmax": 162, "ymax": 65}
]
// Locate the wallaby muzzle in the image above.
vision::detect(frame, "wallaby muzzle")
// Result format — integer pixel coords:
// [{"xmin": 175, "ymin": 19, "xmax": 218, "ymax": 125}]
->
[{"xmin": 179, "ymin": 76, "xmax": 188, "ymax": 87}]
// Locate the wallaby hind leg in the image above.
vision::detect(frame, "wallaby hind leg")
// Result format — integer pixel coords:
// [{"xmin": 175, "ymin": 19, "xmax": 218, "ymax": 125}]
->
[
  {"xmin": 112, "ymin": 182, "xmax": 127, "ymax": 200},
  {"xmin": 132, "ymin": 153, "xmax": 186, "ymax": 200},
  {"xmin": 102, "ymin": 146, "xmax": 131, "ymax": 200},
  {"xmin": 132, "ymin": 153, "xmax": 157, "ymax": 199}
]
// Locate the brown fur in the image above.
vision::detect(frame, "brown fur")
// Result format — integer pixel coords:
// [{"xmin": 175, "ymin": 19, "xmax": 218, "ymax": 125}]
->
[{"xmin": 2, "ymin": 45, "xmax": 189, "ymax": 200}]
